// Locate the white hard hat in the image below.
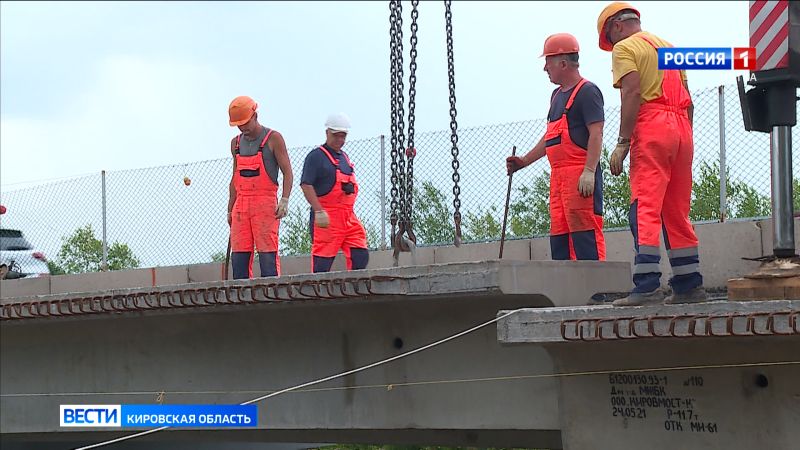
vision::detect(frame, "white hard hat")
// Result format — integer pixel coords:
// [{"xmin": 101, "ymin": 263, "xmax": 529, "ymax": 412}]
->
[{"xmin": 325, "ymin": 113, "xmax": 351, "ymax": 133}]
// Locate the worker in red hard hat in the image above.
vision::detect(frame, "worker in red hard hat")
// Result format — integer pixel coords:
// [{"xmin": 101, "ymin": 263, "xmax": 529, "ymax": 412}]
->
[
  {"xmin": 597, "ymin": 2, "xmax": 708, "ymax": 306},
  {"xmin": 227, "ymin": 95, "xmax": 294, "ymax": 279},
  {"xmin": 300, "ymin": 113, "xmax": 369, "ymax": 273},
  {"xmin": 507, "ymin": 33, "xmax": 606, "ymax": 263}
]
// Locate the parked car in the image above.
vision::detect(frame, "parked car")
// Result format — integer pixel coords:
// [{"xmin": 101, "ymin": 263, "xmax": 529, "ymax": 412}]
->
[{"xmin": 0, "ymin": 228, "xmax": 50, "ymax": 278}]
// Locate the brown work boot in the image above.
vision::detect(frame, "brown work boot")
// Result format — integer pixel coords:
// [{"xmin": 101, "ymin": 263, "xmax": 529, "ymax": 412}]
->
[
  {"xmin": 664, "ymin": 286, "xmax": 709, "ymax": 304},
  {"xmin": 612, "ymin": 289, "xmax": 666, "ymax": 307}
]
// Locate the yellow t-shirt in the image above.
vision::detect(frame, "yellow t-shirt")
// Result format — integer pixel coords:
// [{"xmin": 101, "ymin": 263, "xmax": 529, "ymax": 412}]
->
[{"xmin": 611, "ymin": 31, "xmax": 687, "ymax": 102}]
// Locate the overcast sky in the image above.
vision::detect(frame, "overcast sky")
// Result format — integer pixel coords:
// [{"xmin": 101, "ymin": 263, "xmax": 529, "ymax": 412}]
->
[{"xmin": 1, "ymin": 1, "xmax": 751, "ymax": 190}]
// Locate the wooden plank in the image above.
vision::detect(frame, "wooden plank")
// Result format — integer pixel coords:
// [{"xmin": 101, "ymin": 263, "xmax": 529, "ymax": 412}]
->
[{"xmin": 727, "ymin": 275, "xmax": 800, "ymax": 301}]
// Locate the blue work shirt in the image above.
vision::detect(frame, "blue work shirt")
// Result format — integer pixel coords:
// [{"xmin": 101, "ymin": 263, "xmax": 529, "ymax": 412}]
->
[{"xmin": 300, "ymin": 144, "xmax": 354, "ymax": 197}]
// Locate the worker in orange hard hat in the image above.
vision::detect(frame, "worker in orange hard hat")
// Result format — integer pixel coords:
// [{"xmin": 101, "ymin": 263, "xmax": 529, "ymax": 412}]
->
[
  {"xmin": 597, "ymin": 2, "xmax": 708, "ymax": 306},
  {"xmin": 507, "ymin": 33, "xmax": 607, "ymax": 268},
  {"xmin": 227, "ymin": 95, "xmax": 294, "ymax": 279}
]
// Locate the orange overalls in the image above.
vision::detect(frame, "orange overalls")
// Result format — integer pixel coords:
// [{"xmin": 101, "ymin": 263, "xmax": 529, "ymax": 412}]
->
[
  {"xmin": 629, "ymin": 35, "xmax": 702, "ymax": 294},
  {"xmin": 311, "ymin": 146, "xmax": 367, "ymax": 271},
  {"xmin": 231, "ymin": 130, "xmax": 280, "ymax": 278},
  {"xmin": 544, "ymin": 78, "xmax": 606, "ymax": 261}
]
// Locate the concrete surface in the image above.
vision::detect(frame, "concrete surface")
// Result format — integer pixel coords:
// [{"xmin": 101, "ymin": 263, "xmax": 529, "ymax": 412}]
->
[
  {"xmin": 0, "ymin": 276, "xmax": 50, "ymax": 298},
  {"xmin": 1, "ymin": 213, "xmax": 796, "ymax": 449},
  {"xmin": 544, "ymin": 338, "xmax": 798, "ymax": 450},
  {"xmin": 1, "ymin": 218, "xmax": 789, "ymax": 300},
  {"xmin": 49, "ymin": 268, "xmax": 154, "ymax": 295},
  {"xmin": 3, "ymin": 261, "xmax": 605, "ymax": 447},
  {"xmin": 497, "ymin": 299, "xmax": 800, "ymax": 450},
  {"xmin": 1, "ymin": 260, "xmax": 632, "ymax": 315},
  {"xmin": 498, "ymin": 300, "xmax": 800, "ymax": 344},
  {"xmin": 759, "ymin": 217, "xmax": 800, "ymax": 257},
  {"xmin": 187, "ymin": 262, "xmax": 225, "ymax": 284},
  {"xmin": 435, "ymin": 239, "xmax": 530, "ymax": 263}
]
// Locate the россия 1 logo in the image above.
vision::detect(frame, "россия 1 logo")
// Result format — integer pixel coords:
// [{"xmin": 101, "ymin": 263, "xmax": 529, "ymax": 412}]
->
[{"xmin": 658, "ymin": 47, "xmax": 756, "ymax": 70}]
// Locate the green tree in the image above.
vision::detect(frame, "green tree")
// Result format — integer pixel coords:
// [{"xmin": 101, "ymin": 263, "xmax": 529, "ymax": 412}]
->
[
  {"xmin": 363, "ymin": 221, "xmax": 382, "ymax": 250},
  {"xmin": 508, "ymin": 170, "xmax": 551, "ymax": 237},
  {"xmin": 46, "ymin": 260, "xmax": 66, "ymax": 275},
  {"xmin": 793, "ymin": 178, "xmax": 800, "ymax": 213},
  {"xmin": 412, "ymin": 180, "xmax": 455, "ymax": 245},
  {"xmin": 690, "ymin": 160, "xmax": 724, "ymax": 221},
  {"xmin": 277, "ymin": 206, "xmax": 384, "ymax": 255},
  {"xmin": 55, "ymin": 224, "xmax": 140, "ymax": 274},
  {"xmin": 280, "ymin": 206, "xmax": 312, "ymax": 256},
  {"xmin": 600, "ymin": 158, "xmax": 770, "ymax": 227},
  {"xmin": 210, "ymin": 250, "xmax": 226, "ymax": 262},
  {"xmin": 601, "ymin": 148, "xmax": 632, "ymax": 229},
  {"xmin": 732, "ymin": 182, "xmax": 771, "ymax": 218},
  {"xmin": 506, "ymin": 149, "xmax": 632, "ymax": 237},
  {"xmin": 690, "ymin": 160, "xmax": 771, "ymax": 220},
  {"xmin": 464, "ymin": 205, "xmax": 503, "ymax": 241}
]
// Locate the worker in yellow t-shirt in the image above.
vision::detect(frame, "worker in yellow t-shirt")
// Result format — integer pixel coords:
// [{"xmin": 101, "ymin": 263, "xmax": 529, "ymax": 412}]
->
[{"xmin": 597, "ymin": 2, "xmax": 708, "ymax": 306}]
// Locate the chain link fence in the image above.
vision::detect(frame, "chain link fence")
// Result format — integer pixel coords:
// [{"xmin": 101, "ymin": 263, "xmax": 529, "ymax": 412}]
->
[{"xmin": 1, "ymin": 83, "xmax": 797, "ymax": 272}]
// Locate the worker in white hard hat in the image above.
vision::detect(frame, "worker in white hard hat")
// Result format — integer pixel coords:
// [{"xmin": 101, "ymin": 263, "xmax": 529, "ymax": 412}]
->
[{"xmin": 299, "ymin": 113, "xmax": 369, "ymax": 273}]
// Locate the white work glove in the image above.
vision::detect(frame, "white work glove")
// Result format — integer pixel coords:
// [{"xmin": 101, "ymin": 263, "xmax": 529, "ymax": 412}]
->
[
  {"xmin": 314, "ymin": 210, "xmax": 330, "ymax": 228},
  {"xmin": 610, "ymin": 138, "xmax": 631, "ymax": 176},
  {"xmin": 578, "ymin": 167, "xmax": 596, "ymax": 198},
  {"xmin": 275, "ymin": 197, "xmax": 289, "ymax": 219}
]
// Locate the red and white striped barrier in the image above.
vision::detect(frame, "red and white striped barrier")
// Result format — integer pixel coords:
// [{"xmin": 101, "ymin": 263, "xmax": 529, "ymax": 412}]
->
[{"xmin": 749, "ymin": 0, "xmax": 790, "ymax": 71}]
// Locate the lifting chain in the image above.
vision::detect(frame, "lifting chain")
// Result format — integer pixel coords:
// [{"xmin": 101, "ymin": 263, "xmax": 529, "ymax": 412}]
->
[
  {"xmin": 395, "ymin": 0, "xmax": 407, "ymax": 244},
  {"xmin": 444, "ymin": 0, "xmax": 462, "ymax": 247},
  {"xmin": 389, "ymin": 0, "xmax": 419, "ymax": 266},
  {"xmin": 404, "ymin": 0, "xmax": 419, "ymax": 249},
  {"xmin": 389, "ymin": 0, "xmax": 400, "ymax": 250}
]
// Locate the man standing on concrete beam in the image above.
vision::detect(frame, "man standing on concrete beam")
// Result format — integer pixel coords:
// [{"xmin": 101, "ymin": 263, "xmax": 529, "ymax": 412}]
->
[
  {"xmin": 507, "ymin": 33, "xmax": 607, "ymax": 263},
  {"xmin": 300, "ymin": 113, "xmax": 369, "ymax": 273},
  {"xmin": 227, "ymin": 95, "xmax": 294, "ymax": 279},
  {"xmin": 597, "ymin": 2, "xmax": 709, "ymax": 306}
]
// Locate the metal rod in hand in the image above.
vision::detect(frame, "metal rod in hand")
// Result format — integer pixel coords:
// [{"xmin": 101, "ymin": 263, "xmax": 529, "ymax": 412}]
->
[
  {"xmin": 223, "ymin": 237, "xmax": 231, "ymax": 280},
  {"xmin": 499, "ymin": 145, "xmax": 516, "ymax": 259}
]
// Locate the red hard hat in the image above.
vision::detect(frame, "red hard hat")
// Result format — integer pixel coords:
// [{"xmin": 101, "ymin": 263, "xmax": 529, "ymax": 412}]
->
[
  {"xmin": 0, "ymin": 205, "xmax": 6, "ymax": 215},
  {"xmin": 541, "ymin": 33, "xmax": 580, "ymax": 57}
]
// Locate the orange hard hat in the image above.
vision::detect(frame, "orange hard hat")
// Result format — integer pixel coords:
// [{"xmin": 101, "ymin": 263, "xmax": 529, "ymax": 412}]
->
[
  {"xmin": 228, "ymin": 96, "xmax": 258, "ymax": 126},
  {"xmin": 597, "ymin": 2, "xmax": 640, "ymax": 51},
  {"xmin": 541, "ymin": 33, "xmax": 580, "ymax": 57}
]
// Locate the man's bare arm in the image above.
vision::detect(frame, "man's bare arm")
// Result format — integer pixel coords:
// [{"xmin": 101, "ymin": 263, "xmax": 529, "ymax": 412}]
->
[
  {"xmin": 585, "ymin": 121, "xmax": 604, "ymax": 171},
  {"xmin": 300, "ymin": 184, "xmax": 323, "ymax": 212},
  {"xmin": 269, "ymin": 131, "xmax": 293, "ymax": 200},
  {"xmin": 618, "ymin": 71, "xmax": 641, "ymax": 139},
  {"xmin": 227, "ymin": 138, "xmax": 238, "ymax": 224}
]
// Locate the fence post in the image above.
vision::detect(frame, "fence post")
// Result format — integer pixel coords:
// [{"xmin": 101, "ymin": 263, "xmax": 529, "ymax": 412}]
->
[
  {"xmin": 101, "ymin": 170, "xmax": 108, "ymax": 271},
  {"xmin": 380, "ymin": 134, "xmax": 387, "ymax": 250},
  {"xmin": 718, "ymin": 85, "xmax": 727, "ymax": 222}
]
